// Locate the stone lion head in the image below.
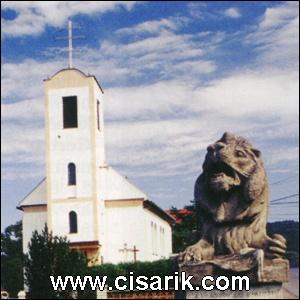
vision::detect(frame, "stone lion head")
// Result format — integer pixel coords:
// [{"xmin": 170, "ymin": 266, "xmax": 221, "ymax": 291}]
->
[{"xmin": 202, "ymin": 132, "xmax": 262, "ymax": 193}]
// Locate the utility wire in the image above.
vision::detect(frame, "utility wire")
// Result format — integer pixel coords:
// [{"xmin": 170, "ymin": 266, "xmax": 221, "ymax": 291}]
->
[
  {"xmin": 271, "ymin": 201, "xmax": 298, "ymax": 205},
  {"xmin": 270, "ymin": 193, "xmax": 299, "ymax": 203},
  {"xmin": 270, "ymin": 175, "xmax": 298, "ymax": 186}
]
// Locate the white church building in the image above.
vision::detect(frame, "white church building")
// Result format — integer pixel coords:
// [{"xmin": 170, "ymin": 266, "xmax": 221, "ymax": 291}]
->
[{"xmin": 17, "ymin": 67, "xmax": 173, "ymax": 265}]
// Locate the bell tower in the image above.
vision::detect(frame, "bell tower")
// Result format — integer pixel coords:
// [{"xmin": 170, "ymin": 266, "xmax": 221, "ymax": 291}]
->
[{"xmin": 44, "ymin": 68, "xmax": 105, "ymax": 263}]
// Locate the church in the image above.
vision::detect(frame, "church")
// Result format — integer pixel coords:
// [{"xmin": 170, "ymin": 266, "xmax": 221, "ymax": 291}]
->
[{"xmin": 17, "ymin": 67, "xmax": 173, "ymax": 265}]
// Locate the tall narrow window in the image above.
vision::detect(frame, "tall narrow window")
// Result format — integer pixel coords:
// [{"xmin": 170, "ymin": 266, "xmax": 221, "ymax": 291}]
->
[
  {"xmin": 97, "ymin": 100, "xmax": 100, "ymax": 131},
  {"xmin": 69, "ymin": 211, "xmax": 78, "ymax": 233},
  {"xmin": 161, "ymin": 227, "xmax": 165, "ymax": 257},
  {"xmin": 68, "ymin": 163, "xmax": 76, "ymax": 185},
  {"xmin": 151, "ymin": 222, "xmax": 155, "ymax": 255},
  {"xmin": 154, "ymin": 223, "xmax": 157, "ymax": 255},
  {"xmin": 63, "ymin": 96, "xmax": 78, "ymax": 128}
]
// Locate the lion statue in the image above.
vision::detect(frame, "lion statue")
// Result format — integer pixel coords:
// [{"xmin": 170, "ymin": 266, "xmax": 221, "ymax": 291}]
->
[{"xmin": 180, "ymin": 132, "xmax": 286, "ymax": 262}]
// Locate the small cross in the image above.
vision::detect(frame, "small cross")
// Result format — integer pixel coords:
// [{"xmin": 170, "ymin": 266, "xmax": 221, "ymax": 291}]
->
[
  {"xmin": 132, "ymin": 245, "xmax": 139, "ymax": 263},
  {"xmin": 119, "ymin": 243, "xmax": 130, "ymax": 262},
  {"xmin": 119, "ymin": 243, "xmax": 139, "ymax": 262}
]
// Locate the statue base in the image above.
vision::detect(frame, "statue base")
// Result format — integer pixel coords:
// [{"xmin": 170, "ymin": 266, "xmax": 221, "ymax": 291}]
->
[
  {"xmin": 183, "ymin": 283, "xmax": 284, "ymax": 299},
  {"xmin": 177, "ymin": 250, "xmax": 289, "ymax": 299}
]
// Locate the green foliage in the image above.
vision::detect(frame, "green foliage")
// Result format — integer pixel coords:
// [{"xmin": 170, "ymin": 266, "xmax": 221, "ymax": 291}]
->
[
  {"xmin": 24, "ymin": 225, "xmax": 88, "ymax": 299},
  {"xmin": 89, "ymin": 259, "xmax": 174, "ymax": 289},
  {"xmin": 169, "ymin": 204, "xmax": 198, "ymax": 253},
  {"xmin": 1, "ymin": 221, "xmax": 24, "ymax": 297}
]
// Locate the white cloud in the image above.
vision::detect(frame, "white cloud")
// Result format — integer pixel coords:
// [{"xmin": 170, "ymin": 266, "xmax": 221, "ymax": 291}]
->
[
  {"xmin": 224, "ymin": 8, "xmax": 241, "ymax": 19},
  {"xmin": 102, "ymin": 31, "xmax": 190, "ymax": 56},
  {"xmin": 258, "ymin": 2, "xmax": 299, "ymax": 30},
  {"xmin": 1, "ymin": 15, "xmax": 224, "ymax": 95},
  {"xmin": 246, "ymin": 2, "xmax": 299, "ymax": 68},
  {"xmin": 56, "ymin": 30, "xmax": 220, "ymax": 87},
  {"xmin": 167, "ymin": 60, "xmax": 217, "ymax": 76},
  {"xmin": 1, "ymin": 98, "xmax": 44, "ymax": 122},
  {"xmin": 2, "ymin": 166, "xmax": 45, "ymax": 181},
  {"xmin": 265, "ymin": 145, "xmax": 300, "ymax": 166},
  {"xmin": 193, "ymin": 70, "xmax": 299, "ymax": 118},
  {"xmin": 1, "ymin": 1, "xmax": 138, "ymax": 38},
  {"xmin": 2, "ymin": 60, "xmax": 298, "ymax": 181},
  {"xmin": 85, "ymin": 30, "xmax": 221, "ymax": 84},
  {"xmin": 1, "ymin": 2, "xmax": 298, "ymax": 191},
  {"xmin": 1, "ymin": 59, "xmax": 64, "ymax": 100},
  {"xmin": 103, "ymin": 68, "xmax": 299, "ymax": 122},
  {"xmin": 115, "ymin": 16, "xmax": 188, "ymax": 35},
  {"xmin": 2, "ymin": 122, "xmax": 44, "ymax": 160}
]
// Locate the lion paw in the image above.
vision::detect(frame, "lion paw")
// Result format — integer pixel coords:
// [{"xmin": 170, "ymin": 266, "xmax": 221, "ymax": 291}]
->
[
  {"xmin": 179, "ymin": 243, "xmax": 203, "ymax": 262},
  {"xmin": 178, "ymin": 239, "xmax": 214, "ymax": 262},
  {"xmin": 265, "ymin": 234, "xmax": 287, "ymax": 259}
]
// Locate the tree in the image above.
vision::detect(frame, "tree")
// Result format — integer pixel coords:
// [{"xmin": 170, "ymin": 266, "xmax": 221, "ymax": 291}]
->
[
  {"xmin": 168, "ymin": 204, "xmax": 198, "ymax": 253},
  {"xmin": 169, "ymin": 204, "xmax": 299, "ymax": 266},
  {"xmin": 1, "ymin": 221, "xmax": 24, "ymax": 297},
  {"xmin": 24, "ymin": 225, "xmax": 88, "ymax": 299}
]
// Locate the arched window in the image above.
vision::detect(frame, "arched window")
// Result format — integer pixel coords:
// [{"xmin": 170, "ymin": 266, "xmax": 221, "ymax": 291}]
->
[
  {"xmin": 69, "ymin": 211, "xmax": 78, "ymax": 233},
  {"xmin": 68, "ymin": 163, "xmax": 76, "ymax": 185},
  {"xmin": 97, "ymin": 100, "xmax": 101, "ymax": 131}
]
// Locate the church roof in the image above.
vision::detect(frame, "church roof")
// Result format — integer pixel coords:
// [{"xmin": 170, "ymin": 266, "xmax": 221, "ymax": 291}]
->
[
  {"xmin": 17, "ymin": 166, "xmax": 148, "ymax": 209},
  {"xmin": 143, "ymin": 200, "xmax": 175, "ymax": 225},
  {"xmin": 17, "ymin": 178, "xmax": 47, "ymax": 209},
  {"xmin": 102, "ymin": 165, "xmax": 148, "ymax": 200},
  {"xmin": 17, "ymin": 171, "xmax": 174, "ymax": 224}
]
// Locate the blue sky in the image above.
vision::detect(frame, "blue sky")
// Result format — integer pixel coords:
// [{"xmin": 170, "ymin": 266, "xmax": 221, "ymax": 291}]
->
[{"xmin": 1, "ymin": 1, "xmax": 299, "ymax": 230}]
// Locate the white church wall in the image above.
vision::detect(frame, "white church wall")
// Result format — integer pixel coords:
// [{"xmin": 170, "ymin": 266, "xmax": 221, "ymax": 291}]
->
[
  {"xmin": 103, "ymin": 203, "xmax": 173, "ymax": 264},
  {"xmin": 22, "ymin": 209, "xmax": 47, "ymax": 253},
  {"xmin": 94, "ymin": 85, "xmax": 106, "ymax": 248},
  {"xmin": 94, "ymin": 85, "xmax": 106, "ymax": 167},
  {"xmin": 51, "ymin": 201, "xmax": 95, "ymax": 242},
  {"xmin": 164, "ymin": 222, "xmax": 173, "ymax": 258},
  {"xmin": 103, "ymin": 205, "xmax": 148, "ymax": 264},
  {"xmin": 47, "ymin": 87, "xmax": 93, "ymax": 199},
  {"xmin": 144, "ymin": 209, "xmax": 173, "ymax": 261}
]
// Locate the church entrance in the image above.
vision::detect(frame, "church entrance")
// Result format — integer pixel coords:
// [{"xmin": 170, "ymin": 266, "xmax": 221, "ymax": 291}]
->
[{"xmin": 69, "ymin": 241, "xmax": 100, "ymax": 266}]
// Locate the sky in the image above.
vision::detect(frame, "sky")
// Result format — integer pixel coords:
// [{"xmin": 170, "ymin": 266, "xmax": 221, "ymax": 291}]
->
[{"xmin": 1, "ymin": 1, "xmax": 299, "ymax": 230}]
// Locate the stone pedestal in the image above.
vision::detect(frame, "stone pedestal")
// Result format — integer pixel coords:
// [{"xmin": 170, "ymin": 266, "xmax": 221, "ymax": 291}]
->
[
  {"xmin": 96, "ymin": 285, "xmax": 108, "ymax": 299},
  {"xmin": 17, "ymin": 290, "xmax": 26, "ymax": 299},
  {"xmin": 177, "ymin": 250, "xmax": 289, "ymax": 299},
  {"xmin": 185, "ymin": 283, "xmax": 284, "ymax": 299}
]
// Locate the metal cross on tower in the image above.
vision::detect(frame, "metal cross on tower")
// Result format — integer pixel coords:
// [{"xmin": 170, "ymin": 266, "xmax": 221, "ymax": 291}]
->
[
  {"xmin": 55, "ymin": 19, "xmax": 84, "ymax": 69},
  {"xmin": 68, "ymin": 19, "xmax": 73, "ymax": 68}
]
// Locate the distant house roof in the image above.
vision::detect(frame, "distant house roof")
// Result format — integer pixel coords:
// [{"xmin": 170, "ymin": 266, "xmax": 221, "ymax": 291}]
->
[{"xmin": 165, "ymin": 208, "xmax": 193, "ymax": 224}]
